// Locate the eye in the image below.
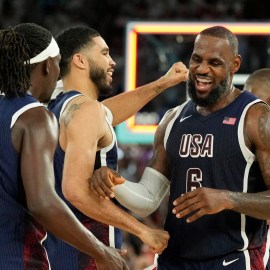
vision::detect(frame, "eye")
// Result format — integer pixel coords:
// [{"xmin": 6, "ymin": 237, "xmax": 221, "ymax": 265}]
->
[
  {"xmin": 210, "ymin": 61, "xmax": 221, "ymax": 67},
  {"xmin": 191, "ymin": 55, "xmax": 201, "ymax": 63}
]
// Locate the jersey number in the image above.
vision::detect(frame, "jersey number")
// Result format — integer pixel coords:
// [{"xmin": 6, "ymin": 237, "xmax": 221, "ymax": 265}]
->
[{"xmin": 186, "ymin": 168, "xmax": 202, "ymax": 192}]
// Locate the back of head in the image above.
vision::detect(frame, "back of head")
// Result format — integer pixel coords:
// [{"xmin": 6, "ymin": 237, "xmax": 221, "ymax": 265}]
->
[
  {"xmin": 0, "ymin": 23, "xmax": 52, "ymax": 98},
  {"xmin": 199, "ymin": 26, "xmax": 239, "ymax": 55},
  {"xmin": 55, "ymin": 26, "xmax": 100, "ymax": 78},
  {"xmin": 244, "ymin": 68, "xmax": 270, "ymax": 103}
]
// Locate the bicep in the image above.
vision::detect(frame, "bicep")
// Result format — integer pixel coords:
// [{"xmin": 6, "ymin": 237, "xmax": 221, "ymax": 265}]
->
[
  {"xmin": 19, "ymin": 109, "xmax": 58, "ymax": 205},
  {"xmin": 61, "ymin": 104, "xmax": 103, "ymax": 194},
  {"xmin": 246, "ymin": 104, "xmax": 270, "ymax": 189}
]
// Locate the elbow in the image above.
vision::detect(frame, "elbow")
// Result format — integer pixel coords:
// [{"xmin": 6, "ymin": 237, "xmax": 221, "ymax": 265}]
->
[
  {"xmin": 27, "ymin": 197, "xmax": 55, "ymax": 219},
  {"xmin": 133, "ymin": 205, "xmax": 158, "ymax": 218},
  {"xmin": 62, "ymin": 185, "xmax": 84, "ymax": 209}
]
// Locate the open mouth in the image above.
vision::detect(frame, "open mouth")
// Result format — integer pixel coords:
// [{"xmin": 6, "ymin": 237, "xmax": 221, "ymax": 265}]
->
[{"xmin": 195, "ymin": 76, "xmax": 213, "ymax": 92}]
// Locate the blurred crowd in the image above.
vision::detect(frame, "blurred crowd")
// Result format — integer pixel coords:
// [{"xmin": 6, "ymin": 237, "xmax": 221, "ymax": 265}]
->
[{"xmin": 1, "ymin": 0, "xmax": 270, "ymax": 268}]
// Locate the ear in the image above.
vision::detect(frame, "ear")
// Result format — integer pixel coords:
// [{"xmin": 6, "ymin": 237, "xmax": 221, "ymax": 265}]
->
[
  {"xmin": 42, "ymin": 57, "xmax": 51, "ymax": 75},
  {"xmin": 231, "ymin": 55, "xmax": 242, "ymax": 74},
  {"xmin": 266, "ymin": 97, "xmax": 270, "ymax": 106},
  {"xmin": 72, "ymin": 53, "xmax": 87, "ymax": 69}
]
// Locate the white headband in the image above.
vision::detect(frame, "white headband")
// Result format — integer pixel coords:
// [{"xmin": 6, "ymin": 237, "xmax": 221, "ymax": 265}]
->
[{"xmin": 27, "ymin": 37, "xmax": 59, "ymax": 64}]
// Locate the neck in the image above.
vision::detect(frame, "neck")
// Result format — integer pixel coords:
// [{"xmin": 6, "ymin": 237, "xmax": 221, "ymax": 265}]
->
[
  {"xmin": 196, "ymin": 85, "xmax": 241, "ymax": 116},
  {"xmin": 62, "ymin": 72, "xmax": 98, "ymax": 100}
]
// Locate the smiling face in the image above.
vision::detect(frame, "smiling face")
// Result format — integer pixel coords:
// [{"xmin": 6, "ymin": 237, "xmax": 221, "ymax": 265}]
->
[
  {"xmin": 187, "ymin": 34, "xmax": 241, "ymax": 107},
  {"xmin": 84, "ymin": 36, "xmax": 116, "ymax": 96}
]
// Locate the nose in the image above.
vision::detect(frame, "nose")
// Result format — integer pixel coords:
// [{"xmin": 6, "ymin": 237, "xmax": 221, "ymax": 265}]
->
[
  {"xmin": 197, "ymin": 61, "xmax": 209, "ymax": 74},
  {"xmin": 109, "ymin": 56, "xmax": 116, "ymax": 67}
]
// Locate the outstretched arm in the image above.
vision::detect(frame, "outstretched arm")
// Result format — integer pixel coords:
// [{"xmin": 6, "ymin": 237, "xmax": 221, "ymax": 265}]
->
[
  {"xmin": 102, "ymin": 62, "xmax": 188, "ymax": 126},
  {"xmin": 13, "ymin": 107, "xmax": 128, "ymax": 270}
]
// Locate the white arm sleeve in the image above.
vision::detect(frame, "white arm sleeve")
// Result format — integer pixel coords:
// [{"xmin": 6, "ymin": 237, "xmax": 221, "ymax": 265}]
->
[{"xmin": 114, "ymin": 167, "xmax": 170, "ymax": 217}]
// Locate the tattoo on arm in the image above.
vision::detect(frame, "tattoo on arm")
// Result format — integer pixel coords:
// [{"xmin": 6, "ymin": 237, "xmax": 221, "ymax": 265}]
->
[
  {"xmin": 155, "ymin": 85, "xmax": 163, "ymax": 94},
  {"xmin": 62, "ymin": 102, "xmax": 85, "ymax": 127},
  {"xmin": 257, "ymin": 105, "xmax": 270, "ymax": 183},
  {"xmin": 258, "ymin": 106, "xmax": 270, "ymax": 149}
]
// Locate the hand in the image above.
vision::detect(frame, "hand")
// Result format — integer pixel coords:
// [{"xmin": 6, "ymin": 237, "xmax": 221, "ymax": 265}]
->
[
  {"xmin": 96, "ymin": 246, "xmax": 129, "ymax": 270},
  {"xmin": 161, "ymin": 61, "xmax": 189, "ymax": 89},
  {"xmin": 89, "ymin": 166, "xmax": 125, "ymax": 199},
  {"xmin": 172, "ymin": 187, "xmax": 232, "ymax": 223},
  {"xmin": 140, "ymin": 228, "xmax": 170, "ymax": 255}
]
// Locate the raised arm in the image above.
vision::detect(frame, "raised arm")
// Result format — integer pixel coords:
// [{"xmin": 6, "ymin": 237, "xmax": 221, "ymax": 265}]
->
[
  {"xmin": 13, "ymin": 107, "xmax": 128, "ymax": 270},
  {"xmin": 60, "ymin": 99, "xmax": 169, "ymax": 254},
  {"xmin": 102, "ymin": 62, "xmax": 188, "ymax": 126}
]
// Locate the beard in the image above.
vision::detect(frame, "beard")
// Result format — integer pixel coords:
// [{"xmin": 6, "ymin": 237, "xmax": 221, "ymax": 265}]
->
[
  {"xmin": 88, "ymin": 60, "xmax": 113, "ymax": 97},
  {"xmin": 186, "ymin": 74, "xmax": 230, "ymax": 107}
]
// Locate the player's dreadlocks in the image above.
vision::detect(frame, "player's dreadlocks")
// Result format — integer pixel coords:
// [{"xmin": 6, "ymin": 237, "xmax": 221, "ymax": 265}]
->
[
  {"xmin": 0, "ymin": 28, "xmax": 30, "ymax": 98},
  {"xmin": 0, "ymin": 23, "xmax": 52, "ymax": 98}
]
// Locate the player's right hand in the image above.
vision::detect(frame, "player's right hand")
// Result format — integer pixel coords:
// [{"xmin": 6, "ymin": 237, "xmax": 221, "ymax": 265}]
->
[{"xmin": 89, "ymin": 166, "xmax": 125, "ymax": 199}]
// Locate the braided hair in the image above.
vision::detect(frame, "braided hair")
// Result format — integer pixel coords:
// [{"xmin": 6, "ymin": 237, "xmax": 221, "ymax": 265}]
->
[{"xmin": 0, "ymin": 23, "xmax": 52, "ymax": 98}]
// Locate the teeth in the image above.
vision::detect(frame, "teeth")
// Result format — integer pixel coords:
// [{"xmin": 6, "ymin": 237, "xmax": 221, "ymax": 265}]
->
[{"xmin": 196, "ymin": 77, "xmax": 212, "ymax": 83}]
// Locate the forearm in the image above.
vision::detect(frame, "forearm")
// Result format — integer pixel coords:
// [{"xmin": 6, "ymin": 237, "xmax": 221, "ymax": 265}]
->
[
  {"xmin": 230, "ymin": 190, "xmax": 270, "ymax": 220},
  {"xmin": 114, "ymin": 167, "xmax": 170, "ymax": 217},
  {"xmin": 67, "ymin": 187, "xmax": 151, "ymax": 240},
  {"xmin": 30, "ymin": 195, "xmax": 105, "ymax": 260},
  {"xmin": 102, "ymin": 76, "xmax": 170, "ymax": 126}
]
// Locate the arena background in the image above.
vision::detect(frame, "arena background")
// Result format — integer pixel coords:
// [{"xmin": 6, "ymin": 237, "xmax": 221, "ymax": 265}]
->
[{"xmin": 1, "ymin": 0, "xmax": 269, "ymax": 268}]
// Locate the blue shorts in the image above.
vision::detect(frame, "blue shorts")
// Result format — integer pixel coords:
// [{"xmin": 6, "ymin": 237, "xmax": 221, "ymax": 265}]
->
[{"xmin": 157, "ymin": 249, "xmax": 268, "ymax": 270}]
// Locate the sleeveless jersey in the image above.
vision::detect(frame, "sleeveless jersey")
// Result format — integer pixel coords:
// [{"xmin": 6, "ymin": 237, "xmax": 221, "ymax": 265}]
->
[
  {"xmin": 0, "ymin": 94, "xmax": 49, "ymax": 269},
  {"xmin": 46, "ymin": 91, "xmax": 121, "ymax": 270},
  {"xmin": 158, "ymin": 91, "xmax": 269, "ymax": 269}
]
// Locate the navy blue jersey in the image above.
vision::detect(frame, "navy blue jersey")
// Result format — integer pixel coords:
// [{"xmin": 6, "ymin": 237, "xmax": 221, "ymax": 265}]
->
[
  {"xmin": 46, "ymin": 91, "xmax": 121, "ymax": 270},
  {"xmin": 158, "ymin": 91, "xmax": 269, "ymax": 269},
  {"xmin": 0, "ymin": 94, "xmax": 49, "ymax": 269}
]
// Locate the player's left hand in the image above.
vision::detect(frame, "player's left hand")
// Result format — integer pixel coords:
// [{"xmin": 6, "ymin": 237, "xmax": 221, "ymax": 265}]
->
[{"xmin": 172, "ymin": 187, "xmax": 233, "ymax": 223}]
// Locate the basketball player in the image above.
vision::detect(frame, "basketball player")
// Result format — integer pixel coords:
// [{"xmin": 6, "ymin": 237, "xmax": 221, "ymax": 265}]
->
[
  {"xmin": 244, "ymin": 68, "xmax": 270, "ymax": 104},
  {"xmin": 90, "ymin": 26, "xmax": 270, "ymax": 269},
  {"xmin": 0, "ymin": 23, "xmax": 128, "ymax": 270},
  {"xmin": 45, "ymin": 26, "xmax": 188, "ymax": 269},
  {"xmin": 244, "ymin": 68, "xmax": 270, "ymax": 270}
]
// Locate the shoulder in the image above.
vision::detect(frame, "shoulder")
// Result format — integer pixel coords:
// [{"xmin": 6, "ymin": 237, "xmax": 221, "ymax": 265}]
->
[
  {"xmin": 66, "ymin": 95, "xmax": 103, "ymax": 114},
  {"xmin": 18, "ymin": 106, "xmax": 58, "ymax": 134},
  {"xmin": 12, "ymin": 106, "xmax": 58, "ymax": 152},
  {"xmin": 157, "ymin": 103, "xmax": 187, "ymax": 134},
  {"xmin": 245, "ymin": 101, "xmax": 270, "ymax": 124},
  {"xmin": 63, "ymin": 95, "xmax": 104, "ymax": 118},
  {"xmin": 244, "ymin": 101, "xmax": 270, "ymax": 149},
  {"xmin": 153, "ymin": 106, "xmax": 180, "ymax": 146},
  {"xmin": 61, "ymin": 96, "xmax": 106, "ymax": 132}
]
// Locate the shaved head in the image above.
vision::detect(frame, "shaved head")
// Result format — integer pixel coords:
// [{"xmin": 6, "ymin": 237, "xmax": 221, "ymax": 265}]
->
[{"xmin": 244, "ymin": 68, "xmax": 270, "ymax": 104}]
